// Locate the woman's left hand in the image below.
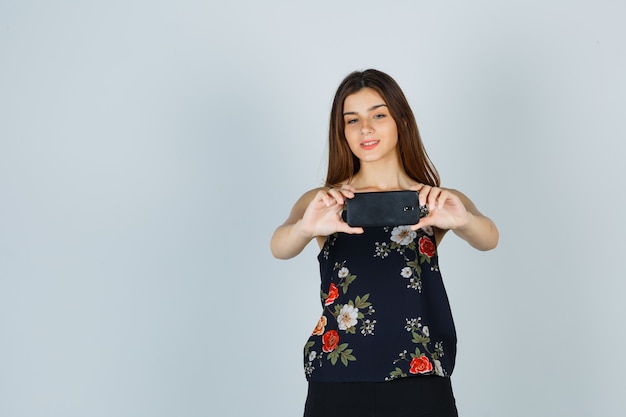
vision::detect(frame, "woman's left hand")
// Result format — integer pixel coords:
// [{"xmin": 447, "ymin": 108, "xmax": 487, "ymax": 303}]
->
[{"xmin": 409, "ymin": 184, "xmax": 471, "ymax": 231}]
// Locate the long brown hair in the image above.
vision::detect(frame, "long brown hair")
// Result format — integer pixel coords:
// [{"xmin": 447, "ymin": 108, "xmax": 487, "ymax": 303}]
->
[{"xmin": 325, "ymin": 69, "xmax": 440, "ymax": 187}]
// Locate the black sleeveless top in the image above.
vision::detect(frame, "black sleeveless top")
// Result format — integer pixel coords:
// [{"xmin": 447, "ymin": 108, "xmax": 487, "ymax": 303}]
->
[{"xmin": 304, "ymin": 225, "xmax": 457, "ymax": 382}]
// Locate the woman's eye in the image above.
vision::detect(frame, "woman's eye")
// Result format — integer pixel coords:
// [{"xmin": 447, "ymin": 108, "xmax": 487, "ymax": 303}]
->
[
  {"xmin": 373, "ymin": 113, "xmax": 386, "ymax": 119},
  {"xmin": 346, "ymin": 118, "xmax": 358, "ymax": 124}
]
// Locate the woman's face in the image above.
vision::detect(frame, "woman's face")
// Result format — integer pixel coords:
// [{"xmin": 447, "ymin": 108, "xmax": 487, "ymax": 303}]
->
[{"xmin": 342, "ymin": 88, "xmax": 399, "ymax": 164}]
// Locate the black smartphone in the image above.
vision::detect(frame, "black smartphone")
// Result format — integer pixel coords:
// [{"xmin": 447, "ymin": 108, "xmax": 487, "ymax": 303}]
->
[{"xmin": 342, "ymin": 190, "xmax": 429, "ymax": 227}]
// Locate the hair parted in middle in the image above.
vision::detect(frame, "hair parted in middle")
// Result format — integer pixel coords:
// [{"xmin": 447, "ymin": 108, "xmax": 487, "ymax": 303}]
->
[{"xmin": 325, "ymin": 69, "xmax": 440, "ymax": 188}]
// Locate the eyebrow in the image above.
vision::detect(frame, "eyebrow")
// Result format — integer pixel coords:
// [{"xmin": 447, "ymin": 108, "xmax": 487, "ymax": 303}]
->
[{"xmin": 343, "ymin": 104, "xmax": 388, "ymax": 116}]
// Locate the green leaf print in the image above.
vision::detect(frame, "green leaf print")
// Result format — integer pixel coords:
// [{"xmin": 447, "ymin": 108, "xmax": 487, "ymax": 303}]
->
[
  {"xmin": 328, "ymin": 343, "xmax": 350, "ymax": 365},
  {"xmin": 340, "ymin": 274, "xmax": 357, "ymax": 293},
  {"xmin": 388, "ymin": 367, "xmax": 408, "ymax": 380},
  {"xmin": 412, "ymin": 332, "xmax": 430, "ymax": 346},
  {"xmin": 419, "ymin": 254, "xmax": 431, "ymax": 264},
  {"xmin": 354, "ymin": 294, "xmax": 371, "ymax": 310},
  {"xmin": 340, "ymin": 348, "xmax": 356, "ymax": 366},
  {"xmin": 411, "ymin": 346, "xmax": 422, "ymax": 359}
]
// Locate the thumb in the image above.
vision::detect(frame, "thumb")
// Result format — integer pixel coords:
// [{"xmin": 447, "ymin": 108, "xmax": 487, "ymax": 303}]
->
[
  {"xmin": 336, "ymin": 223, "xmax": 364, "ymax": 235},
  {"xmin": 410, "ymin": 216, "xmax": 433, "ymax": 231}
]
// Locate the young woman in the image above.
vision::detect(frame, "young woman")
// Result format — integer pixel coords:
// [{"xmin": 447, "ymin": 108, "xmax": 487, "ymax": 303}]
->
[{"xmin": 271, "ymin": 69, "xmax": 498, "ymax": 417}]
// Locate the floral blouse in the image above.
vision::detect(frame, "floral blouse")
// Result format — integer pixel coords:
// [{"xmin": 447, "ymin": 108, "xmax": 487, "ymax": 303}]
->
[{"xmin": 304, "ymin": 225, "xmax": 457, "ymax": 382}]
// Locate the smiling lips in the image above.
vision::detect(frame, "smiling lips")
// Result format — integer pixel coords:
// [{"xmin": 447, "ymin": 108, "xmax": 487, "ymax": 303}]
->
[{"xmin": 360, "ymin": 140, "xmax": 379, "ymax": 150}]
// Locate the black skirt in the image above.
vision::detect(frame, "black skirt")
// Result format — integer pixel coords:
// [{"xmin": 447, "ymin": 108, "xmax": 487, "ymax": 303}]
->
[{"xmin": 303, "ymin": 376, "xmax": 458, "ymax": 417}]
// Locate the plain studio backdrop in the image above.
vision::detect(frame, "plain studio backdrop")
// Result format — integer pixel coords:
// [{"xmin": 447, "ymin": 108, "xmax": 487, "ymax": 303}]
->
[{"xmin": 1, "ymin": 1, "xmax": 625, "ymax": 416}]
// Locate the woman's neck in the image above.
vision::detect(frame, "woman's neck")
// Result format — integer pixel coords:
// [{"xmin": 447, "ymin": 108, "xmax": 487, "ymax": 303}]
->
[{"xmin": 348, "ymin": 159, "xmax": 416, "ymax": 191}]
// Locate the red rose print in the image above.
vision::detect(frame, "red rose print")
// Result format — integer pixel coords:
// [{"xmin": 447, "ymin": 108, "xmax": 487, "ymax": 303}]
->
[
  {"xmin": 322, "ymin": 330, "xmax": 339, "ymax": 353},
  {"xmin": 409, "ymin": 355, "xmax": 433, "ymax": 374},
  {"xmin": 325, "ymin": 283, "xmax": 339, "ymax": 306},
  {"xmin": 418, "ymin": 237, "xmax": 436, "ymax": 258}
]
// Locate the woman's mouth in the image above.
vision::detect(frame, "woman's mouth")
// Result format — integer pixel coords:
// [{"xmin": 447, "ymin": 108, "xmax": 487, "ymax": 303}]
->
[{"xmin": 360, "ymin": 140, "xmax": 379, "ymax": 150}]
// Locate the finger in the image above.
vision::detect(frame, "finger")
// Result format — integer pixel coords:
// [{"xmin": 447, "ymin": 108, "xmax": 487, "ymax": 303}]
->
[
  {"xmin": 326, "ymin": 187, "xmax": 353, "ymax": 204},
  {"xmin": 436, "ymin": 190, "xmax": 452, "ymax": 210},
  {"xmin": 410, "ymin": 215, "xmax": 434, "ymax": 231},
  {"xmin": 326, "ymin": 187, "xmax": 348, "ymax": 205},
  {"xmin": 417, "ymin": 185, "xmax": 431, "ymax": 207},
  {"xmin": 335, "ymin": 184, "xmax": 357, "ymax": 200},
  {"xmin": 339, "ymin": 184, "xmax": 357, "ymax": 193},
  {"xmin": 332, "ymin": 186, "xmax": 354, "ymax": 199},
  {"xmin": 432, "ymin": 189, "xmax": 457, "ymax": 211},
  {"xmin": 339, "ymin": 188, "xmax": 356, "ymax": 199},
  {"xmin": 336, "ymin": 223, "xmax": 364, "ymax": 235},
  {"xmin": 427, "ymin": 187, "xmax": 442, "ymax": 211},
  {"xmin": 318, "ymin": 189, "xmax": 339, "ymax": 207}
]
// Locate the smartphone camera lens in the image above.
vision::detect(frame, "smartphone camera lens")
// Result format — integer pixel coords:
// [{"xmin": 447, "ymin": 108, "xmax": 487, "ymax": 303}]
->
[{"xmin": 403, "ymin": 206, "xmax": 415, "ymax": 212}]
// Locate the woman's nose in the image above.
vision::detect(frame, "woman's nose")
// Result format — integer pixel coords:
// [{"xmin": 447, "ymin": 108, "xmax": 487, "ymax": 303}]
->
[{"xmin": 361, "ymin": 121, "xmax": 373, "ymax": 135}]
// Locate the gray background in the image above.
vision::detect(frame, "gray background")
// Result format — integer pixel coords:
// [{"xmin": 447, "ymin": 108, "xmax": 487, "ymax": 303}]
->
[{"xmin": 1, "ymin": 1, "xmax": 625, "ymax": 416}]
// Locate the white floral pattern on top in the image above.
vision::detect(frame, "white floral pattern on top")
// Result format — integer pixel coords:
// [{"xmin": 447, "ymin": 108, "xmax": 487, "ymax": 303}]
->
[
  {"xmin": 304, "ymin": 260, "xmax": 377, "ymax": 374},
  {"xmin": 337, "ymin": 304, "xmax": 359, "ymax": 330},
  {"xmin": 374, "ymin": 226, "xmax": 438, "ymax": 293},
  {"xmin": 390, "ymin": 226, "xmax": 417, "ymax": 246}
]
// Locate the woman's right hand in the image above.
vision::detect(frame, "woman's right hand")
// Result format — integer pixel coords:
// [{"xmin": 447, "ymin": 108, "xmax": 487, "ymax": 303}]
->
[
  {"xmin": 299, "ymin": 185, "xmax": 364, "ymax": 238},
  {"xmin": 270, "ymin": 185, "xmax": 363, "ymax": 259}
]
